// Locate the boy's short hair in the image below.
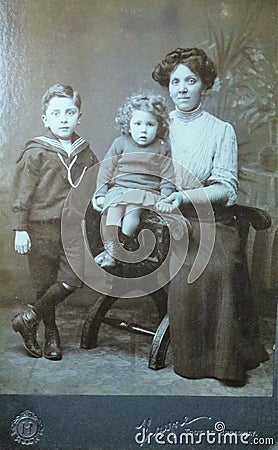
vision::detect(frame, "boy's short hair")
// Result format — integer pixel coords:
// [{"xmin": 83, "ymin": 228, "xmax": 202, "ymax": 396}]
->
[
  {"xmin": 115, "ymin": 92, "xmax": 169, "ymax": 140},
  {"xmin": 41, "ymin": 84, "xmax": 82, "ymax": 113}
]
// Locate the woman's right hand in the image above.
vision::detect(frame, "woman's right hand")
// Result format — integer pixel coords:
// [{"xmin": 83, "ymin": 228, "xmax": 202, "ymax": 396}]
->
[
  {"xmin": 92, "ymin": 196, "xmax": 105, "ymax": 212},
  {"xmin": 167, "ymin": 192, "xmax": 184, "ymax": 208},
  {"xmin": 14, "ymin": 230, "xmax": 31, "ymax": 254}
]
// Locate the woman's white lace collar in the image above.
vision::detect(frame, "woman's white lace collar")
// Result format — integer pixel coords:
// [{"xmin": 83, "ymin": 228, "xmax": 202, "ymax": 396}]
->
[{"xmin": 172, "ymin": 104, "xmax": 203, "ymax": 123}]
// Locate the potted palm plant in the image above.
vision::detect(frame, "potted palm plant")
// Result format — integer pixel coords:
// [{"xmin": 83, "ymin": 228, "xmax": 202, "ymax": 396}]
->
[{"xmin": 202, "ymin": 15, "xmax": 277, "ymax": 172}]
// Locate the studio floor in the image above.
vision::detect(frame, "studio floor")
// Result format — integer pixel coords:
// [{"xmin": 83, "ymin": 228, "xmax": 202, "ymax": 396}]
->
[{"xmin": 0, "ymin": 287, "xmax": 276, "ymax": 397}]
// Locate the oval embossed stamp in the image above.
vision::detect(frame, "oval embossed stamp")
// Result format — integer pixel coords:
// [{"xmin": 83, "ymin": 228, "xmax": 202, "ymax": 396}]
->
[{"xmin": 11, "ymin": 410, "xmax": 43, "ymax": 445}]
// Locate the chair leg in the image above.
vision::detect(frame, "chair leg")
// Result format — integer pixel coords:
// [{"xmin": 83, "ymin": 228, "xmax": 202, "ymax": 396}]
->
[
  {"xmin": 150, "ymin": 288, "xmax": 168, "ymax": 321},
  {"xmin": 148, "ymin": 314, "xmax": 170, "ymax": 370},
  {"xmin": 80, "ymin": 294, "xmax": 118, "ymax": 349}
]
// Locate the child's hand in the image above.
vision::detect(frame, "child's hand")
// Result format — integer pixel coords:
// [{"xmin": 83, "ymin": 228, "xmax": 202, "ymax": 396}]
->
[
  {"xmin": 14, "ymin": 231, "xmax": 31, "ymax": 254},
  {"xmin": 92, "ymin": 196, "xmax": 105, "ymax": 212}
]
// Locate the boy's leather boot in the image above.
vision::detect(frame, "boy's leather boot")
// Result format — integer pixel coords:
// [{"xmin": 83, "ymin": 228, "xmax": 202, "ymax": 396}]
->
[
  {"xmin": 12, "ymin": 306, "xmax": 42, "ymax": 357},
  {"xmin": 44, "ymin": 325, "xmax": 62, "ymax": 361}
]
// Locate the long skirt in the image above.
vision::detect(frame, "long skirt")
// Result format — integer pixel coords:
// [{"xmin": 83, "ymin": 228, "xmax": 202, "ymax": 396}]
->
[{"xmin": 168, "ymin": 206, "xmax": 269, "ymax": 382}]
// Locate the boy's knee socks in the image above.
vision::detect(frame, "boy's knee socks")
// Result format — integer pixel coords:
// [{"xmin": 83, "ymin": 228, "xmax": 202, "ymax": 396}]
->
[
  {"xmin": 36, "ymin": 289, "xmax": 56, "ymax": 327},
  {"xmin": 33, "ymin": 282, "xmax": 75, "ymax": 319},
  {"xmin": 42, "ymin": 306, "xmax": 56, "ymax": 328}
]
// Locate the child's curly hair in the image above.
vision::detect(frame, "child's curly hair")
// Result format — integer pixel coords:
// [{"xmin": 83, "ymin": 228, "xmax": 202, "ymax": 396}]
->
[{"xmin": 115, "ymin": 92, "xmax": 169, "ymax": 140}]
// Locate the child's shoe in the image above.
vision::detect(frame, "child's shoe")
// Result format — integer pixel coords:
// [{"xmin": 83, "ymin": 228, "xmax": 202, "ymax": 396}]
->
[
  {"xmin": 95, "ymin": 250, "xmax": 108, "ymax": 265},
  {"xmin": 120, "ymin": 232, "xmax": 140, "ymax": 252},
  {"xmin": 95, "ymin": 250, "xmax": 116, "ymax": 268},
  {"xmin": 95, "ymin": 240, "xmax": 118, "ymax": 268},
  {"xmin": 100, "ymin": 251, "xmax": 116, "ymax": 268}
]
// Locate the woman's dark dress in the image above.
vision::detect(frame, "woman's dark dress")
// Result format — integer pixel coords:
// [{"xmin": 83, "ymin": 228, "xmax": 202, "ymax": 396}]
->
[{"xmin": 168, "ymin": 109, "xmax": 269, "ymax": 381}]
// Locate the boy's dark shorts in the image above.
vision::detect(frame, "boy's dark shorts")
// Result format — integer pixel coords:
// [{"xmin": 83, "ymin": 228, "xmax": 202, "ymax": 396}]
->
[{"xmin": 27, "ymin": 220, "xmax": 83, "ymax": 291}]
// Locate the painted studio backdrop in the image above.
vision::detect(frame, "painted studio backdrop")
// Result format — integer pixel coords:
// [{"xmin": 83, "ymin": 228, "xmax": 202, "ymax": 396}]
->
[{"xmin": 0, "ymin": 0, "xmax": 277, "ymax": 397}]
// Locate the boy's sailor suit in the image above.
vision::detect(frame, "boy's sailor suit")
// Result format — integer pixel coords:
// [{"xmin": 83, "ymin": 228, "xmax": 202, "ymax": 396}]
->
[{"xmin": 12, "ymin": 129, "xmax": 98, "ymax": 290}]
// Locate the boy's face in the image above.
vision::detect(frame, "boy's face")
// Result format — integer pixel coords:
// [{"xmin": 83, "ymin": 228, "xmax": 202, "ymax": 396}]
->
[
  {"xmin": 129, "ymin": 110, "xmax": 159, "ymax": 146},
  {"xmin": 41, "ymin": 96, "xmax": 81, "ymax": 140}
]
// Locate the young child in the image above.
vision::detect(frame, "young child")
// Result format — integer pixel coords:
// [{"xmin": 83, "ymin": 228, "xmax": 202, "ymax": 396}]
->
[
  {"xmin": 92, "ymin": 92, "xmax": 176, "ymax": 268},
  {"xmin": 11, "ymin": 84, "xmax": 98, "ymax": 360}
]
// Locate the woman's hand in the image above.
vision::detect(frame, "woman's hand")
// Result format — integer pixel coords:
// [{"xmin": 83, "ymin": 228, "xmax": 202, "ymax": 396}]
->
[
  {"xmin": 156, "ymin": 198, "xmax": 177, "ymax": 213},
  {"xmin": 166, "ymin": 192, "xmax": 184, "ymax": 208},
  {"xmin": 92, "ymin": 196, "xmax": 105, "ymax": 212},
  {"xmin": 14, "ymin": 230, "xmax": 31, "ymax": 254}
]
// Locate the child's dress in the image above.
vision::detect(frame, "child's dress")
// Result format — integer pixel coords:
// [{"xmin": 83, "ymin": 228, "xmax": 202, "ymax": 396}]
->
[{"xmin": 95, "ymin": 135, "xmax": 176, "ymax": 209}]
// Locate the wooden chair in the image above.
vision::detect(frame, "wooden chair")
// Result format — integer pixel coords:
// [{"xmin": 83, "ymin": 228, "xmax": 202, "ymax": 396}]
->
[
  {"xmin": 81, "ymin": 209, "xmax": 170, "ymax": 369},
  {"xmin": 81, "ymin": 205, "xmax": 271, "ymax": 370}
]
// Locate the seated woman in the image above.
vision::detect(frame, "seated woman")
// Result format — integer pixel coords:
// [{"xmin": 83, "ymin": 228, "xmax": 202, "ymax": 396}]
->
[{"xmin": 152, "ymin": 47, "xmax": 269, "ymax": 386}]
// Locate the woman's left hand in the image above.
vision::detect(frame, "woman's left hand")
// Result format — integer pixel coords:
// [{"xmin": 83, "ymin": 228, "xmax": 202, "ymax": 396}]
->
[
  {"xmin": 156, "ymin": 198, "xmax": 176, "ymax": 213},
  {"xmin": 166, "ymin": 192, "xmax": 184, "ymax": 208}
]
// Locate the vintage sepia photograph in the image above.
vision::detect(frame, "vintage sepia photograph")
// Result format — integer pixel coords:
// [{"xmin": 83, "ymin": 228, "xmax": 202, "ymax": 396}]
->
[{"xmin": 0, "ymin": 0, "xmax": 277, "ymax": 448}]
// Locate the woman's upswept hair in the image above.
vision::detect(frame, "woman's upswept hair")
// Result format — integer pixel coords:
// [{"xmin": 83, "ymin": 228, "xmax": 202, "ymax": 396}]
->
[
  {"xmin": 152, "ymin": 47, "xmax": 217, "ymax": 90},
  {"xmin": 41, "ymin": 84, "xmax": 82, "ymax": 113},
  {"xmin": 115, "ymin": 92, "xmax": 169, "ymax": 140}
]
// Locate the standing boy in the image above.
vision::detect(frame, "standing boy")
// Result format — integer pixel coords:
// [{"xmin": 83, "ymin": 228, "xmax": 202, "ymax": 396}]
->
[{"xmin": 11, "ymin": 84, "xmax": 98, "ymax": 360}]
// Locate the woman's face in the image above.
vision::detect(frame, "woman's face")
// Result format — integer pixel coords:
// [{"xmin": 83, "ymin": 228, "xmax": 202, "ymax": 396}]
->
[{"xmin": 169, "ymin": 64, "xmax": 204, "ymax": 112}]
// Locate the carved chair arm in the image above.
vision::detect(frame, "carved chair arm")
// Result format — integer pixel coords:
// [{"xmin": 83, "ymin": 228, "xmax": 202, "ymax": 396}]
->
[
  {"xmin": 230, "ymin": 204, "xmax": 272, "ymax": 230},
  {"xmin": 140, "ymin": 206, "xmax": 272, "ymax": 261}
]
